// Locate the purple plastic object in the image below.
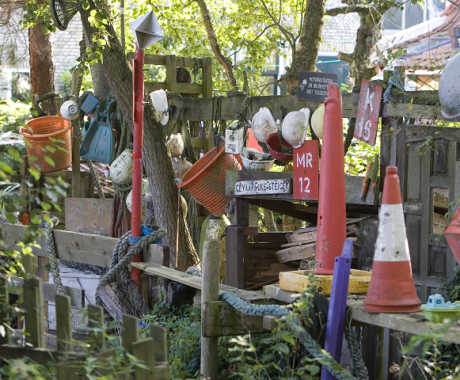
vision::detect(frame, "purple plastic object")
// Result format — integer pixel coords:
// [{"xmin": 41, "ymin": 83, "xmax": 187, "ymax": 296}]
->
[{"xmin": 321, "ymin": 239, "xmax": 353, "ymax": 380}]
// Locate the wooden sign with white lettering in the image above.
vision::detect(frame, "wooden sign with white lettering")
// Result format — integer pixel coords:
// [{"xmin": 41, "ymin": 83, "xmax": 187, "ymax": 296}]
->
[
  {"xmin": 298, "ymin": 72, "xmax": 338, "ymax": 102},
  {"xmin": 354, "ymin": 79, "xmax": 383, "ymax": 146},
  {"xmin": 234, "ymin": 179, "xmax": 291, "ymax": 196}
]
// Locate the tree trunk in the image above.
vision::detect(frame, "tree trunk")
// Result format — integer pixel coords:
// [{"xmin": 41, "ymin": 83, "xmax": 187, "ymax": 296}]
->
[
  {"xmin": 29, "ymin": 24, "xmax": 55, "ymax": 113},
  {"xmin": 284, "ymin": 0, "xmax": 326, "ymax": 91},
  {"xmin": 79, "ymin": 3, "xmax": 199, "ymax": 270},
  {"xmin": 82, "ymin": 33, "xmax": 112, "ymax": 99}
]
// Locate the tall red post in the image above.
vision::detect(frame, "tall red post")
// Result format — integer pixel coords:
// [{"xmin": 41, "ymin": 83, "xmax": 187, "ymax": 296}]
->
[
  {"xmin": 315, "ymin": 83, "xmax": 347, "ymax": 274},
  {"xmin": 130, "ymin": 46, "xmax": 145, "ymax": 288}
]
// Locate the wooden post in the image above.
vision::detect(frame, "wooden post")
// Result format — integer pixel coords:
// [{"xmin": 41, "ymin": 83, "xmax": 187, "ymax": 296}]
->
[
  {"xmin": 165, "ymin": 55, "xmax": 177, "ymax": 94},
  {"xmin": 0, "ymin": 277, "xmax": 10, "ymax": 345},
  {"xmin": 201, "ymin": 239, "xmax": 220, "ymax": 380},
  {"xmin": 122, "ymin": 314, "xmax": 139, "ymax": 354},
  {"xmin": 225, "ymin": 226, "xmax": 245, "ymax": 288},
  {"xmin": 133, "ymin": 338, "xmax": 156, "ymax": 380},
  {"xmin": 88, "ymin": 304, "xmax": 105, "ymax": 351},
  {"xmin": 201, "ymin": 57, "xmax": 214, "ymax": 153},
  {"xmin": 150, "ymin": 324, "xmax": 167, "ymax": 362},
  {"xmin": 56, "ymin": 294, "xmax": 72, "ymax": 352},
  {"xmin": 71, "ymin": 127, "xmax": 81, "ymax": 198},
  {"xmin": 23, "ymin": 277, "xmax": 44, "ymax": 348}
]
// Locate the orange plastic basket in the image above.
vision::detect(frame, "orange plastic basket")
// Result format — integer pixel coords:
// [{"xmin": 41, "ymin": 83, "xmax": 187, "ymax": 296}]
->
[
  {"xmin": 178, "ymin": 146, "xmax": 241, "ymax": 216},
  {"xmin": 20, "ymin": 116, "xmax": 73, "ymax": 173}
]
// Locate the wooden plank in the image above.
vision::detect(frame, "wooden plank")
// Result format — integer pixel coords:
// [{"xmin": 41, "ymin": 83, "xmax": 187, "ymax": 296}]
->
[
  {"xmin": 0, "ymin": 345, "xmax": 83, "ymax": 364},
  {"xmin": 263, "ymin": 284, "xmax": 302, "ymax": 303},
  {"xmin": 55, "ymin": 294, "xmax": 72, "ymax": 352},
  {"xmin": 88, "ymin": 304, "xmax": 105, "ymax": 351},
  {"xmin": 232, "ymin": 197, "xmax": 249, "ymax": 225},
  {"xmin": 225, "ymin": 226, "xmax": 245, "ymax": 289},
  {"xmin": 23, "ymin": 277, "xmax": 44, "ymax": 348},
  {"xmin": 95, "ymin": 349, "xmax": 117, "ymax": 376},
  {"xmin": 131, "ymin": 262, "xmax": 263, "ymax": 301},
  {"xmin": 2, "ymin": 275, "xmax": 84, "ymax": 308},
  {"xmin": 226, "ymin": 171, "xmax": 376, "ymax": 206},
  {"xmin": 133, "ymin": 338, "xmax": 156, "ymax": 380},
  {"xmin": 203, "ymin": 301, "xmax": 266, "ymax": 337},
  {"xmin": 122, "ymin": 314, "xmax": 139, "ymax": 355},
  {"xmin": 247, "ymin": 198, "xmax": 318, "ymax": 224},
  {"xmin": 150, "ymin": 325, "xmax": 167, "ymax": 362},
  {"xmin": 383, "ymin": 103, "xmax": 460, "ymax": 122},
  {"xmin": 0, "ymin": 223, "xmax": 117, "ymax": 267},
  {"xmin": 145, "ymin": 81, "xmax": 203, "ymax": 94},
  {"xmin": 170, "ymin": 93, "xmax": 360, "ymax": 121},
  {"xmin": 57, "ymin": 362, "xmax": 81, "ymax": 380},
  {"xmin": 129, "ymin": 53, "xmax": 206, "ymax": 68},
  {"xmin": 274, "ymin": 243, "xmax": 316, "ymax": 263},
  {"xmin": 97, "ymin": 280, "xmax": 149, "ymax": 321},
  {"xmin": 65, "ymin": 198, "xmax": 113, "ymax": 232}
]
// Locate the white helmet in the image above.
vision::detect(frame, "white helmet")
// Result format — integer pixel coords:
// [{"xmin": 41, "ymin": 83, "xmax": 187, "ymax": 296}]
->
[
  {"xmin": 311, "ymin": 104, "xmax": 325, "ymax": 139},
  {"xmin": 439, "ymin": 52, "xmax": 460, "ymax": 119},
  {"xmin": 60, "ymin": 100, "xmax": 79, "ymax": 120},
  {"xmin": 281, "ymin": 108, "xmax": 310, "ymax": 148},
  {"xmin": 149, "ymin": 89, "xmax": 169, "ymax": 125},
  {"xmin": 252, "ymin": 107, "xmax": 277, "ymax": 143}
]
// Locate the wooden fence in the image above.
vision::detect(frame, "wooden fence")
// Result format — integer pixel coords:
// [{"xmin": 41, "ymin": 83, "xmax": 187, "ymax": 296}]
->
[{"xmin": 0, "ymin": 277, "xmax": 170, "ymax": 380}]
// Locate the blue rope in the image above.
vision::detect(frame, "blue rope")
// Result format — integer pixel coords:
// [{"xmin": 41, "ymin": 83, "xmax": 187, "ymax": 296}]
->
[
  {"xmin": 219, "ymin": 292, "xmax": 289, "ymax": 317},
  {"xmin": 383, "ymin": 70, "xmax": 406, "ymax": 103}
]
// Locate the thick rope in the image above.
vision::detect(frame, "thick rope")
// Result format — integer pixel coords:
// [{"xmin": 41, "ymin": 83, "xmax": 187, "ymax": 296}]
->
[
  {"xmin": 383, "ymin": 70, "xmax": 406, "ymax": 104},
  {"xmin": 344, "ymin": 323, "xmax": 369, "ymax": 380},
  {"xmin": 183, "ymin": 266, "xmax": 362, "ymax": 379},
  {"xmin": 95, "ymin": 228, "xmax": 167, "ymax": 305}
]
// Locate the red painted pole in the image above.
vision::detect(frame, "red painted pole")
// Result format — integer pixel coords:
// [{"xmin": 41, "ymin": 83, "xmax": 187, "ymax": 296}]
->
[
  {"xmin": 131, "ymin": 46, "xmax": 145, "ymax": 288},
  {"xmin": 315, "ymin": 83, "xmax": 347, "ymax": 275}
]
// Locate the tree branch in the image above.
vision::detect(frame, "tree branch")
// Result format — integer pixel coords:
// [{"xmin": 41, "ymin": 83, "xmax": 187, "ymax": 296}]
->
[
  {"xmin": 447, "ymin": 0, "xmax": 460, "ymax": 11},
  {"xmin": 227, "ymin": 23, "xmax": 276, "ymax": 59},
  {"xmin": 325, "ymin": 4, "xmax": 370, "ymax": 16},
  {"xmin": 260, "ymin": 0, "xmax": 295, "ymax": 48},
  {"xmin": 194, "ymin": 0, "xmax": 238, "ymax": 88}
]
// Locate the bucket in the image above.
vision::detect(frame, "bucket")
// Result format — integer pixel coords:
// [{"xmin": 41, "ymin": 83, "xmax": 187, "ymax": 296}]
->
[
  {"xmin": 178, "ymin": 146, "xmax": 241, "ymax": 216},
  {"xmin": 20, "ymin": 116, "xmax": 73, "ymax": 173}
]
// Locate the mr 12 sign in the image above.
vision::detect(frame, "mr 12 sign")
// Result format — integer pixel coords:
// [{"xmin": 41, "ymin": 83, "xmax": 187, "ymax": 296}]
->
[
  {"xmin": 354, "ymin": 79, "xmax": 383, "ymax": 146},
  {"xmin": 293, "ymin": 140, "xmax": 319, "ymax": 200}
]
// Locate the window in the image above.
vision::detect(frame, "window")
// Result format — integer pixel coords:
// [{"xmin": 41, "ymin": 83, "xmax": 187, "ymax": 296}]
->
[{"xmin": 383, "ymin": 0, "xmax": 447, "ymax": 32}]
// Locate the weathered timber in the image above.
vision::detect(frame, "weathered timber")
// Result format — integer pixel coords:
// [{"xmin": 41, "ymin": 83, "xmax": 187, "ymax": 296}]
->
[
  {"xmin": 275, "ymin": 243, "xmax": 316, "ymax": 263},
  {"xmin": 225, "ymin": 226, "xmax": 245, "ymax": 289},
  {"xmin": 264, "ymin": 285, "xmax": 460, "ymax": 344},
  {"xmin": 131, "ymin": 262, "xmax": 263, "ymax": 302},
  {"xmin": 201, "ymin": 239, "xmax": 220, "ymax": 379},
  {"xmin": 203, "ymin": 301, "xmax": 266, "ymax": 337},
  {"xmin": 226, "ymin": 171, "xmax": 376, "ymax": 206},
  {"xmin": 122, "ymin": 315, "xmax": 139, "ymax": 355},
  {"xmin": 0, "ymin": 277, "xmax": 10, "ymax": 345},
  {"xmin": 23, "ymin": 277, "xmax": 45, "ymax": 348},
  {"xmin": 132, "ymin": 338, "xmax": 156, "ymax": 380},
  {"xmin": 97, "ymin": 280, "xmax": 150, "ymax": 321},
  {"xmin": 65, "ymin": 198, "xmax": 113, "ymax": 232},
  {"xmin": 150, "ymin": 325, "xmax": 168, "ymax": 362},
  {"xmin": 2, "ymin": 275, "xmax": 84, "ymax": 308},
  {"xmin": 55, "ymin": 294, "xmax": 72, "ymax": 352},
  {"xmin": 168, "ymin": 91, "xmax": 445, "ymax": 121},
  {"xmin": 0, "ymin": 222, "xmax": 117, "ymax": 267},
  {"xmin": 247, "ymin": 198, "xmax": 317, "ymax": 224}
]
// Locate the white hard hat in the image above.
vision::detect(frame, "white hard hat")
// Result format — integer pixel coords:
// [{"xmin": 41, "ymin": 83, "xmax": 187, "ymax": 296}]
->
[
  {"xmin": 60, "ymin": 100, "xmax": 79, "ymax": 120},
  {"xmin": 311, "ymin": 104, "xmax": 325, "ymax": 139},
  {"xmin": 281, "ymin": 108, "xmax": 310, "ymax": 148},
  {"xmin": 439, "ymin": 52, "xmax": 460, "ymax": 119},
  {"xmin": 252, "ymin": 107, "xmax": 277, "ymax": 143},
  {"xmin": 149, "ymin": 89, "xmax": 169, "ymax": 124}
]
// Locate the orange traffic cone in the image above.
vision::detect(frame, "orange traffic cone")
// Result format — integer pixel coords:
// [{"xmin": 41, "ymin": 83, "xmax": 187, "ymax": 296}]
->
[{"xmin": 363, "ymin": 166, "xmax": 421, "ymax": 313}]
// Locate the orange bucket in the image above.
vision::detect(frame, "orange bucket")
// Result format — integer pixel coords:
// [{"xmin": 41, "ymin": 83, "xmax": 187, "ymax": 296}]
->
[
  {"xmin": 20, "ymin": 116, "xmax": 73, "ymax": 173},
  {"xmin": 178, "ymin": 146, "xmax": 241, "ymax": 216}
]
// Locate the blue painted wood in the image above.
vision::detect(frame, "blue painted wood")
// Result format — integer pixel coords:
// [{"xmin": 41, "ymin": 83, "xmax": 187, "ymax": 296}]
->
[{"xmin": 322, "ymin": 239, "xmax": 353, "ymax": 380}]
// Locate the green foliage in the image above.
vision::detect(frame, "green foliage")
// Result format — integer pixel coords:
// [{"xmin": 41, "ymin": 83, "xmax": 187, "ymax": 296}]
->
[
  {"xmin": 0, "ymin": 357, "xmax": 56, "ymax": 380},
  {"xmin": 139, "ymin": 294, "xmax": 201, "ymax": 379},
  {"xmin": 0, "ymin": 100, "xmax": 30, "ymax": 134}
]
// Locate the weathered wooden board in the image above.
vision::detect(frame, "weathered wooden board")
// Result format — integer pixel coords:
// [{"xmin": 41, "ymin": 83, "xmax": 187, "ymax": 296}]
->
[
  {"xmin": 263, "ymin": 285, "xmax": 460, "ymax": 344},
  {"xmin": 65, "ymin": 198, "xmax": 113, "ymax": 232},
  {"xmin": 1, "ymin": 275, "xmax": 84, "ymax": 307},
  {"xmin": 226, "ymin": 171, "xmax": 376, "ymax": 206},
  {"xmin": 169, "ymin": 91, "xmax": 444, "ymax": 122},
  {"xmin": 131, "ymin": 262, "xmax": 264, "ymax": 302},
  {"xmin": 275, "ymin": 243, "xmax": 316, "ymax": 263},
  {"xmin": 203, "ymin": 301, "xmax": 266, "ymax": 337},
  {"xmin": 0, "ymin": 223, "xmax": 117, "ymax": 267}
]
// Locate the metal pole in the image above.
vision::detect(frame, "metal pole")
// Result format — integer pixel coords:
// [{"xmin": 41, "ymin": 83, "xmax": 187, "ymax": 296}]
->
[
  {"xmin": 322, "ymin": 239, "xmax": 353, "ymax": 380},
  {"xmin": 130, "ymin": 45, "xmax": 145, "ymax": 288}
]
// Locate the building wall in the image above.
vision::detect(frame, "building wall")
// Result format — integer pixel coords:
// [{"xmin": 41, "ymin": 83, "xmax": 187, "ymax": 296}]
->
[{"xmin": 52, "ymin": 15, "xmax": 83, "ymax": 93}]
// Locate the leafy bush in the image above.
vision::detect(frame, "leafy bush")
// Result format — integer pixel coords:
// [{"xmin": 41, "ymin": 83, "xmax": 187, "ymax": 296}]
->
[{"xmin": 0, "ymin": 100, "xmax": 30, "ymax": 134}]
